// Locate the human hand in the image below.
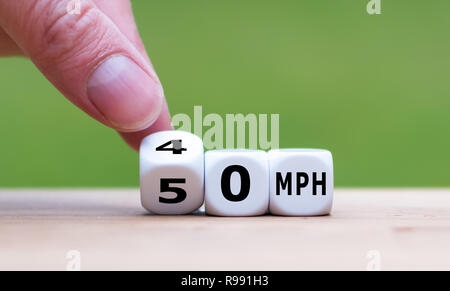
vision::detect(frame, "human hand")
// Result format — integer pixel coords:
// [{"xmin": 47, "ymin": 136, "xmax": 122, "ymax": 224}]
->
[{"xmin": 0, "ymin": 0, "xmax": 172, "ymax": 151}]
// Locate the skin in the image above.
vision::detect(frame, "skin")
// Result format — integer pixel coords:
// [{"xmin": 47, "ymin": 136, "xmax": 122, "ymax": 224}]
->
[{"xmin": 0, "ymin": 0, "xmax": 173, "ymax": 151}]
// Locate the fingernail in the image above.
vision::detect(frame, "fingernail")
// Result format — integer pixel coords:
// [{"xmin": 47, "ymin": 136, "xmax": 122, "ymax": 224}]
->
[{"xmin": 87, "ymin": 55, "xmax": 163, "ymax": 131}]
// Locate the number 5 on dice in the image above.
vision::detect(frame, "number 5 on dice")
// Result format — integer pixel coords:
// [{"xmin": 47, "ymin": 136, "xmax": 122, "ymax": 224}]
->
[{"xmin": 140, "ymin": 131, "xmax": 204, "ymax": 214}]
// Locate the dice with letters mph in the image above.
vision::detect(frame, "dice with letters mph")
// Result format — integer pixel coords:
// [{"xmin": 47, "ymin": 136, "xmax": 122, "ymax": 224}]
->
[
  {"xmin": 268, "ymin": 149, "xmax": 333, "ymax": 216},
  {"xmin": 140, "ymin": 131, "xmax": 204, "ymax": 214}
]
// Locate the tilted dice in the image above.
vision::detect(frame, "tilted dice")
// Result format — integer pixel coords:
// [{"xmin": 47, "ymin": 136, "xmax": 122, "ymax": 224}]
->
[{"xmin": 140, "ymin": 131, "xmax": 204, "ymax": 214}]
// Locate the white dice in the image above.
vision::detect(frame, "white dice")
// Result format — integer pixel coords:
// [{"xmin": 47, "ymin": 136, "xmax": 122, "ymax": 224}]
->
[
  {"xmin": 140, "ymin": 131, "xmax": 204, "ymax": 214},
  {"xmin": 140, "ymin": 131, "xmax": 333, "ymax": 216},
  {"xmin": 268, "ymin": 149, "xmax": 333, "ymax": 216},
  {"xmin": 205, "ymin": 150, "xmax": 269, "ymax": 216}
]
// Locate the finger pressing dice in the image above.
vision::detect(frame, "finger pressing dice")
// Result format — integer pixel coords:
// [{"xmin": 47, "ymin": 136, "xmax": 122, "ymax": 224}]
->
[
  {"xmin": 205, "ymin": 150, "xmax": 269, "ymax": 216},
  {"xmin": 268, "ymin": 149, "xmax": 333, "ymax": 216},
  {"xmin": 140, "ymin": 131, "xmax": 204, "ymax": 214}
]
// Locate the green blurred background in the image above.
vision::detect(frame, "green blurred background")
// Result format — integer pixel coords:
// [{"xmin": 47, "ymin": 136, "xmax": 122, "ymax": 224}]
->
[{"xmin": 0, "ymin": 0, "xmax": 449, "ymax": 187}]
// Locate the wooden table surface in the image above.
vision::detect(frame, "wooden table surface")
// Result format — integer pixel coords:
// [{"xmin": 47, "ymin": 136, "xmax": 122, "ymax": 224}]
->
[{"xmin": 0, "ymin": 189, "xmax": 449, "ymax": 271}]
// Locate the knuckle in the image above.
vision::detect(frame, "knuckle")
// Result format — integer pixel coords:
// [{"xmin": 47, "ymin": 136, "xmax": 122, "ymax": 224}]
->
[{"xmin": 31, "ymin": 0, "xmax": 109, "ymax": 71}]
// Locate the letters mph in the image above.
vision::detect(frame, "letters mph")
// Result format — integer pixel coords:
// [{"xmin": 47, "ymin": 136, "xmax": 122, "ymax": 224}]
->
[{"xmin": 276, "ymin": 172, "xmax": 326, "ymax": 196}]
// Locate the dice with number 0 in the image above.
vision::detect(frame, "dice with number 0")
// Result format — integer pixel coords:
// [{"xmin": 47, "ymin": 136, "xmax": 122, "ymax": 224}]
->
[
  {"xmin": 205, "ymin": 150, "xmax": 269, "ymax": 216},
  {"xmin": 140, "ymin": 131, "xmax": 204, "ymax": 214}
]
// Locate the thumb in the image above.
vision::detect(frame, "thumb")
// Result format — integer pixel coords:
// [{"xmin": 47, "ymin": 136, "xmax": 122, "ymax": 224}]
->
[{"xmin": 0, "ymin": 0, "xmax": 164, "ymax": 132}]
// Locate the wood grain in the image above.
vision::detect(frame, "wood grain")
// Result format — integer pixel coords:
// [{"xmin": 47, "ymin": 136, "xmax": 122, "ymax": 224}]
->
[{"xmin": 0, "ymin": 189, "xmax": 449, "ymax": 270}]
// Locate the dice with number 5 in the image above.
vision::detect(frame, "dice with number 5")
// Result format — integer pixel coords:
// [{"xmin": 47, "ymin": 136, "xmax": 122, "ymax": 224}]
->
[{"xmin": 140, "ymin": 131, "xmax": 204, "ymax": 214}]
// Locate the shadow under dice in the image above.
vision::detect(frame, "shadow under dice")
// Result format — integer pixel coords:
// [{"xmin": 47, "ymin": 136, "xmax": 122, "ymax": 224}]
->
[
  {"xmin": 140, "ymin": 131, "xmax": 204, "ymax": 214},
  {"xmin": 268, "ymin": 149, "xmax": 334, "ymax": 216},
  {"xmin": 205, "ymin": 150, "xmax": 269, "ymax": 216}
]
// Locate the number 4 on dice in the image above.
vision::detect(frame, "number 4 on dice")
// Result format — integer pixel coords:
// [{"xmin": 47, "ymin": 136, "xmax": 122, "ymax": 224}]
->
[{"xmin": 140, "ymin": 131, "xmax": 204, "ymax": 214}]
